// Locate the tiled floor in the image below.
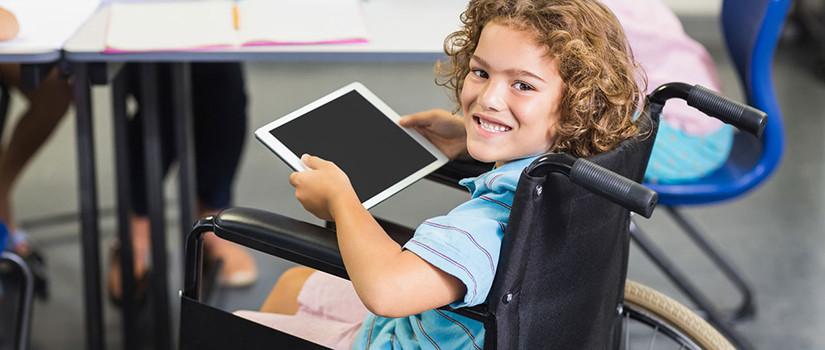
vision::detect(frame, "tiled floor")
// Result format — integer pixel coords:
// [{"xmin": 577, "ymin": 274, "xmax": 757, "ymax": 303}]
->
[{"xmin": 2, "ymin": 11, "xmax": 824, "ymax": 350}]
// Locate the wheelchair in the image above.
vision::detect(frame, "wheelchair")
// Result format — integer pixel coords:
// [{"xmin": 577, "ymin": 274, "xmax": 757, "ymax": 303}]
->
[
  {"xmin": 0, "ymin": 224, "xmax": 34, "ymax": 350},
  {"xmin": 178, "ymin": 83, "xmax": 765, "ymax": 349}
]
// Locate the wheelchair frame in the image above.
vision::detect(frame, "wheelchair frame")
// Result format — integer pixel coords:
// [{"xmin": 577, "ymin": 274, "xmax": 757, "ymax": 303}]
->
[{"xmin": 0, "ymin": 251, "xmax": 34, "ymax": 350}]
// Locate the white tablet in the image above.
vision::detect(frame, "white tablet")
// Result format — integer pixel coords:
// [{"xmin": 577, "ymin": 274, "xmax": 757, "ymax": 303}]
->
[{"xmin": 255, "ymin": 82, "xmax": 449, "ymax": 209}]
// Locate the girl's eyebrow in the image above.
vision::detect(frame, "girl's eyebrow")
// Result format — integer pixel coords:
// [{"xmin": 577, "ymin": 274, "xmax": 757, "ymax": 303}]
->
[{"xmin": 471, "ymin": 55, "xmax": 546, "ymax": 83}]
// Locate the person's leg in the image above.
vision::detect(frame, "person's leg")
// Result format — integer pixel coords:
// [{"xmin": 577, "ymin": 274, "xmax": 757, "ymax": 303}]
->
[
  {"xmin": 106, "ymin": 213, "xmax": 152, "ymax": 302},
  {"xmin": 261, "ymin": 267, "xmax": 368, "ymax": 322},
  {"xmin": 0, "ymin": 64, "xmax": 71, "ymax": 255},
  {"xmin": 190, "ymin": 62, "xmax": 256, "ymax": 287},
  {"xmin": 260, "ymin": 266, "xmax": 316, "ymax": 315},
  {"xmin": 237, "ymin": 267, "xmax": 367, "ymax": 349}
]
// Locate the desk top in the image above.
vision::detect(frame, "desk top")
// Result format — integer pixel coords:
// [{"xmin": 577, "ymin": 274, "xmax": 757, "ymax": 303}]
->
[
  {"xmin": 0, "ymin": 0, "xmax": 100, "ymax": 63},
  {"xmin": 64, "ymin": 0, "xmax": 468, "ymax": 63}
]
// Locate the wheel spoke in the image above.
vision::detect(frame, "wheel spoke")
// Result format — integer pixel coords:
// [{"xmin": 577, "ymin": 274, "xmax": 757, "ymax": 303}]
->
[
  {"xmin": 647, "ymin": 325, "xmax": 658, "ymax": 350},
  {"xmin": 625, "ymin": 311, "xmax": 631, "ymax": 350}
]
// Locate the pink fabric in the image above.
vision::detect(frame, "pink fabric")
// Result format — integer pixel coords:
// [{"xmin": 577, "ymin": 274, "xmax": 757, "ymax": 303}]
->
[
  {"xmin": 603, "ymin": 0, "xmax": 725, "ymax": 136},
  {"xmin": 234, "ymin": 272, "xmax": 368, "ymax": 350}
]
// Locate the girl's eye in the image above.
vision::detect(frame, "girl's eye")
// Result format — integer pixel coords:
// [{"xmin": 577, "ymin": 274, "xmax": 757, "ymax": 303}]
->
[
  {"xmin": 514, "ymin": 82, "xmax": 534, "ymax": 91},
  {"xmin": 471, "ymin": 69, "xmax": 488, "ymax": 79}
]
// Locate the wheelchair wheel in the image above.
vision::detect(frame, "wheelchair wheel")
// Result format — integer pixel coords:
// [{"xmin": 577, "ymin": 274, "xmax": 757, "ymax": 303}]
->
[{"xmin": 621, "ymin": 280, "xmax": 735, "ymax": 350}]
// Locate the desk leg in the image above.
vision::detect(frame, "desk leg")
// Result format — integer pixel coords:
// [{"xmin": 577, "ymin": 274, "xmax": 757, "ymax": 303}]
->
[
  {"xmin": 172, "ymin": 63, "xmax": 196, "ymax": 247},
  {"xmin": 138, "ymin": 63, "xmax": 172, "ymax": 350},
  {"xmin": 72, "ymin": 62, "xmax": 105, "ymax": 350},
  {"xmin": 111, "ymin": 66, "xmax": 140, "ymax": 350},
  {"xmin": 20, "ymin": 62, "xmax": 55, "ymax": 89}
]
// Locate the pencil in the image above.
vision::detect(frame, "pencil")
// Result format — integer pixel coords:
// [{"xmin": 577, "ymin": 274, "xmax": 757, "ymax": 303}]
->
[{"xmin": 232, "ymin": 1, "xmax": 239, "ymax": 30}]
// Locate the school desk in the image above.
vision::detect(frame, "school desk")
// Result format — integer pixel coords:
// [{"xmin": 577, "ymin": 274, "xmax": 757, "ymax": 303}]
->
[
  {"xmin": 0, "ymin": 0, "xmax": 98, "ymax": 87},
  {"xmin": 0, "ymin": 3, "xmax": 101, "ymax": 350}
]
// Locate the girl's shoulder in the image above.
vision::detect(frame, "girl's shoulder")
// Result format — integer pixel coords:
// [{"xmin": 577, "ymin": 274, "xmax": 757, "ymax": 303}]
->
[{"xmin": 460, "ymin": 156, "xmax": 539, "ymax": 196}]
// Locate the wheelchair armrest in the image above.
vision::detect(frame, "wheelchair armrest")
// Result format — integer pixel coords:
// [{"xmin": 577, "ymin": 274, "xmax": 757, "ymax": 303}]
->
[
  {"xmin": 426, "ymin": 159, "xmax": 493, "ymax": 190},
  {"xmin": 197, "ymin": 207, "xmax": 495, "ymax": 325},
  {"xmin": 208, "ymin": 208, "xmax": 421, "ymax": 279},
  {"xmin": 212, "ymin": 207, "xmax": 348, "ymax": 279}
]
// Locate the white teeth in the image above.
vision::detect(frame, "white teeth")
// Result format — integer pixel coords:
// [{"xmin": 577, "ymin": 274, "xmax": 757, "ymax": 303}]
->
[{"xmin": 478, "ymin": 118, "xmax": 511, "ymax": 133}]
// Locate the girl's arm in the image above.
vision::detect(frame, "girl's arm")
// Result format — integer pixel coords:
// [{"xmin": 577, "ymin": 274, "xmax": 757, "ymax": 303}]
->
[{"xmin": 290, "ymin": 154, "xmax": 466, "ymax": 318}]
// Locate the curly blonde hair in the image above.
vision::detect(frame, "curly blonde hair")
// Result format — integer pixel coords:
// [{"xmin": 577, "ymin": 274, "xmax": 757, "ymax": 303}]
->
[{"xmin": 436, "ymin": 0, "xmax": 647, "ymax": 158}]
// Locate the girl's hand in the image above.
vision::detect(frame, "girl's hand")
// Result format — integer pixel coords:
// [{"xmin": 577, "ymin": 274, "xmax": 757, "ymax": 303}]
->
[
  {"xmin": 399, "ymin": 109, "xmax": 469, "ymax": 160},
  {"xmin": 288, "ymin": 154, "xmax": 359, "ymax": 221},
  {"xmin": 290, "ymin": 154, "xmax": 466, "ymax": 317}
]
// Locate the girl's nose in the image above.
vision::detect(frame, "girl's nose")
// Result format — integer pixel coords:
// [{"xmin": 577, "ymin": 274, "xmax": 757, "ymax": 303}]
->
[{"xmin": 478, "ymin": 80, "xmax": 506, "ymax": 112}]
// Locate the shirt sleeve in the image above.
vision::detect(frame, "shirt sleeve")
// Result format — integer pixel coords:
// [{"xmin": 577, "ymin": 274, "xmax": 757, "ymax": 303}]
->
[{"xmin": 403, "ymin": 189, "xmax": 512, "ymax": 308}]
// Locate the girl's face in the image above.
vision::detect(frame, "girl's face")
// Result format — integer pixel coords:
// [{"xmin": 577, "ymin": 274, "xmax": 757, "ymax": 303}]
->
[{"xmin": 461, "ymin": 23, "xmax": 564, "ymax": 167}]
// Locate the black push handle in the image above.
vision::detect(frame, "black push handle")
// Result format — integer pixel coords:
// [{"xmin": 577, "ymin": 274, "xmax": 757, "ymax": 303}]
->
[
  {"xmin": 570, "ymin": 158, "xmax": 657, "ymax": 218},
  {"xmin": 687, "ymin": 85, "xmax": 767, "ymax": 137},
  {"xmin": 648, "ymin": 82, "xmax": 767, "ymax": 137}
]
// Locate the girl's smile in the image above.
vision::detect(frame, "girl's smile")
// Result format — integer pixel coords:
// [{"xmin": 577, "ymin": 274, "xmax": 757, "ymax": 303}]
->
[{"xmin": 474, "ymin": 115, "xmax": 512, "ymax": 134}]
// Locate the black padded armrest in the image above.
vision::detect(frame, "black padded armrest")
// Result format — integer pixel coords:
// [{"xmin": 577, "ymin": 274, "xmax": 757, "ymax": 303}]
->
[
  {"xmin": 213, "ymin": 207, "xmax": 348, "ymax": 279},
  {"xmin": 211, "ymin": 207, "xmax": 421, "ymax": 280},
  {"xmin": 209, "ymin": 207, "xmax": 492, "ymax": 324},
  {"xmin": 427, "ymin": 159, "xmax": 493, "ymax": 189}
]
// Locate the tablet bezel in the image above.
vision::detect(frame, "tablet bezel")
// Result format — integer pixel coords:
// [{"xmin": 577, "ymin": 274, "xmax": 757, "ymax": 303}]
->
[{"xmin": 254, "ymin": 81, "xmax": 449, "ymax": 209}]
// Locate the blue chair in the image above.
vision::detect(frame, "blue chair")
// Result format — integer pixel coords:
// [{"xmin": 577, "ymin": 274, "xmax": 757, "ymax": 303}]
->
[
  {"xmin": 1, "ymin": 222, "xmax": 6, "ymax": 252},
  {"xmin": 631, "ymin": 0, "xmax": 792, "ymax": 346}
]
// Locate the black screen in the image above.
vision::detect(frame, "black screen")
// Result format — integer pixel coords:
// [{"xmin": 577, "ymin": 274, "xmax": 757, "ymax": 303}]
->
[{"xmin": 269, "ymin": 90, "xmax": 437, "ymax": 204}]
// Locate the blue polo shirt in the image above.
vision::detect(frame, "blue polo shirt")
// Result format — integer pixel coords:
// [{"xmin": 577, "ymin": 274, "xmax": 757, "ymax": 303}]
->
[{"xmin": 351, "ymin": 156, "xmax": 538, "ymax": 349}]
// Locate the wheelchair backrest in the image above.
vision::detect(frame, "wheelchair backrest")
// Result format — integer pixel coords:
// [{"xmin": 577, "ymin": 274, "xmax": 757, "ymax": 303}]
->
[{"xmin": 484, "ymin": 116, "xmax": 658, "ymax": 349}]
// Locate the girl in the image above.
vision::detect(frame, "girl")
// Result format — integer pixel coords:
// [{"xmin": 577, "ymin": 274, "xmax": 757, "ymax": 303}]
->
[{"xmin": 236, "ymin": 0, "xmax": 646, "ymax": 348}]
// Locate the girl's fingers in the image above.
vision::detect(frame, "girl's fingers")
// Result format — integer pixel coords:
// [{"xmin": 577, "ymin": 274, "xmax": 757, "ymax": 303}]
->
[
  {"xmin": 301, "ymin": 154, "xmax": 331, "ymax": 170},
  {"xmin": 399, "ymin": 110, "xmax": 440, "ymax": 127}
]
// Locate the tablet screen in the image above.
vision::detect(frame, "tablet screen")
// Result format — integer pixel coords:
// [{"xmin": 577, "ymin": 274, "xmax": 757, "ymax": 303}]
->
[{"xmin": 267, "ymin": 89, "xmax": 439, "ymax": 205}]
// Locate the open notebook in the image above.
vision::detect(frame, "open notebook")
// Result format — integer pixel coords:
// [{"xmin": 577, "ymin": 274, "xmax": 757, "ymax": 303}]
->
[{"xmin": 104, "ymin": 0, "xmax": 369, "ymax": 52}]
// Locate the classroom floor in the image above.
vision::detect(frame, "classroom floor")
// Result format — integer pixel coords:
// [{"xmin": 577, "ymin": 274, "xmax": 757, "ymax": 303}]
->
[{"xmin": 1, "ymin": 12, "xmax": 824, "ymax": 350}]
